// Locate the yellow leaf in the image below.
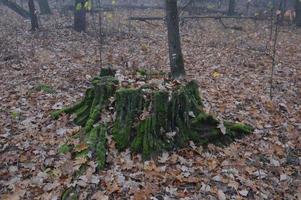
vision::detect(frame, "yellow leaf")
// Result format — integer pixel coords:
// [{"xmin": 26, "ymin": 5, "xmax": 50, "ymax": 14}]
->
[{"xmin": 212, "ymin": 71, "xmax": 221, "ymax": 78}]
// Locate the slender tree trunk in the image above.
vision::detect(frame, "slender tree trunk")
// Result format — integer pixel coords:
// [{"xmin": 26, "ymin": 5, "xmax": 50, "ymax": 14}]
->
[
  {"xmin": 227, "ymin": 0, "xmax": 235, "ymax": 16},
  {"xmin": 165, "ymin": 0, "xmax": 185, "ymax": 79},
  {"xmin": 74, "ymin": 0, "xmax": 86, "ymax": 32},
  {"xmin": 1, "ymin": 0, "xmax": 30, "ymax": 18},
  {"xmin": 37, "ymin": 0, "xmax": 51, "ymax": 14},
  {"xmin": 296, "ymin": 0, "xmax": 301, "ymax": 27},
  {"xmin": 28, "ymin": 0, "xmax": 39, "ymax": 31}
]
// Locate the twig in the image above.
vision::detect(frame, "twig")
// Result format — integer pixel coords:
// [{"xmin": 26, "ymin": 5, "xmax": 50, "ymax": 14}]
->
[{"xmin": 269, "ymin": 9, "xmax": 280, "ymax": 99}]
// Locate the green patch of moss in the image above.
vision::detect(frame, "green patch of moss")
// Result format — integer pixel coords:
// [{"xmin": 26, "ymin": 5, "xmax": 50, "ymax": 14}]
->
[
  {"xmin": 95, "ymin": 126, "xmax": 107, "ymax": 169},
  {"xmin": 35, "ymin": 84, "xmax": 56, "ymax": 94},
  {"xmin": 113, "ymin": 88, "xmax": 144, "ymax": 150},
  {"xmin": 58, "ymin": 144, "xmax": 72, "ymax": 154},
  {"xmin": 74, "ymin": 149, "xmax": 89, "ymax": 159},
  {"xmin": 85, "ymin": 105, "xmax": 101, "ymax": 133},
  {"xmin": 11, "ymin": 111, "xmax": 20, "ymax": 120},
  {"xmin": 61, "ymin": 187, "xmax": 77, "ymax": 200},
  {"xmin": 99, "ymin": 67, "xmax": 116, "ymax": 77}
]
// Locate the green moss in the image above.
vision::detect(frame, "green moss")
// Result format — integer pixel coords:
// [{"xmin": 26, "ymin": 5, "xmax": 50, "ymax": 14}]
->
[
  {"xmin": 153, "ymin": 91, "xmax": 169, "ymax": 129},
  {"xmin": 99, "ymin": 67, "xmax": 116, "ymax": 77},
  {"xmin": 113, "ymin": 88, "xmax": 144, "ymax": 150},
  {"xmin": 58, "ymin": 144, "xmax": 72, "ymax": 154},
  {"xmin": 86, "ymin": 125, "xmax": 107, "ymax": 169},
  {"xmin": 136, "ymin": 68, "xmax": 166, "ymax": 78},
  {"xmin": 85, "ymin": 105, "xmax": 101, "ymax": 133},
  {"xmin": 136, "ymin": 68, "xmax": 147, "ymax": 76},
  {"xmin": 61, "ymin": 188, "xmax": 77, "ymax": 200},
  {"xmin": 74, "ymin": 104, "xmax": 89, "ymax": 116},
  {"xmin": 131, "ymin": 130, "xmax": 143, "ymax": 153},
  {"xmin": 74, "ymin": 149, "xmax": 89, "ymax": 159},
  {"xmin": 74, "ymin": 111, "xmax": 90, "ymax": 126},
  {"xmin": 50, "ymin": 88, "xmax": 92, "ymax": 120},
  {"xmin": 11, "ymin": 111, "xmax": 20, "ymax": 120},
  {"xmin": 52, "ymin": 74, "xmax": 253, "ymax": 163},
  {"xmin": 87, "ymin": 125, "xmax": 99, "ymax": 149},
  {"xmin": 96, "ymin": 126, "xmax": 107, "ymax": 169},
  {"xmin": 51, "ymin": 110, "xmax": 61, "ymax": 120},
  {"xmin": 225, "ymin": 122, "xmax": 254, "ymax": 134},
  {"xmin": 35, "ymin": 84, "xmax": 56, "ymax": 94}
]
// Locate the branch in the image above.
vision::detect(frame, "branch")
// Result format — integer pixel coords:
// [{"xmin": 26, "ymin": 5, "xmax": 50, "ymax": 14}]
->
[{"xmin": 128, "ymin": 15, "xmax": 269, "ymax": 22}]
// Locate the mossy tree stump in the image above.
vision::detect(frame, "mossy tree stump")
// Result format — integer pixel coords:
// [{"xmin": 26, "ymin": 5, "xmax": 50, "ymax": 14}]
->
[{"xmin": 52, "ymin": 68, "xmax": 253, "ymax": 168}]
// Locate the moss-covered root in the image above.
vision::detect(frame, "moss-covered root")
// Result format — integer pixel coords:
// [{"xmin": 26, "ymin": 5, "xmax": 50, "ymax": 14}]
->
[
  {"xmin": 87, "ymin": 125, "xmax": 107, "ymax": 169},
  {"xmin": 51, "ymin": 88, "xmax": 94, "ymax": 120},
  {"xmin": 130, "ymin": 91, "xmax": 170, "ymax": 158},
  {"xmin": 189, "ymin": 112, "xmax": 253, "ymax": 146},
  {"xmin": 112, "ymin": 88, "xmax": 144, "ymax": 150}
]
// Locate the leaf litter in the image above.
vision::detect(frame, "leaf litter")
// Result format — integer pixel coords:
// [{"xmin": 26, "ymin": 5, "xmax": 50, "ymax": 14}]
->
[{"xmin": 0, "ymin": 6, "xmax": 300, "ymax": 200}]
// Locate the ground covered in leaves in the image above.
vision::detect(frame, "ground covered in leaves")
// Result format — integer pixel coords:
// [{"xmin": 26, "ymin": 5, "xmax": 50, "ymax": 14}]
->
[{"xmin": 0, "ymin": 7, "xmax": 300, "ymax": 200}]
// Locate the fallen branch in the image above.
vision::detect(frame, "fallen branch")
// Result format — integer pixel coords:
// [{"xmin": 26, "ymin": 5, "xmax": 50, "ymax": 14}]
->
[{"xmin": 128, "ymin": 15, "xmax": 269, "ymax": 22}]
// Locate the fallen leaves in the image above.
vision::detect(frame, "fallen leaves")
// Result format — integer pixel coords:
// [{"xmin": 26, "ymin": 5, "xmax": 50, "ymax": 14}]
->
[{"xmin": 0, "ymin": 5, "xmax": 300, "ymax": 200}]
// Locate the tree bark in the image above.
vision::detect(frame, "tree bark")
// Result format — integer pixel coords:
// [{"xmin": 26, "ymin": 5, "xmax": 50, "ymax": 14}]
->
[
  {"xmin": 74, "ymin": 0, "xmax": 86, "ymax": 32},
  {"xmin": 28, "ymin": 0, "xmax": 39, "ymax": 31},
  {"xmin": 36, "ymin": 0, "xmax": 51, "ymax": 14},
  {"xmin": 295, "ymin": 0, "xmax": 301, "ymax": 27},
  {"xmin": 165, "ymin": 0, "xmax": 185, "ymax": 79},
  {"xmin": 280, "ymin": 0, "xmax": 287, "ymax": 24},
  {"xmin": 1, "ymin": 0, "xmax": 30, "ymax": 18},
  {"xmin": 228, "ymin": 0, "xmax": 235, "ymax": 16}
]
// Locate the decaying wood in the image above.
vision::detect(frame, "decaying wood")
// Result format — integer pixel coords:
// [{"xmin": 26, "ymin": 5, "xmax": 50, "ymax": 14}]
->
[{"xmin": 52, "ymin": 69, "xmax": 253, "ymax": 167}]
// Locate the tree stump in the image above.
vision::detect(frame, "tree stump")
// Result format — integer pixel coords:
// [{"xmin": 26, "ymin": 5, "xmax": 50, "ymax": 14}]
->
[{"xmin": 52, "ymin": 69, "xmax": 253, "ymax": 169}]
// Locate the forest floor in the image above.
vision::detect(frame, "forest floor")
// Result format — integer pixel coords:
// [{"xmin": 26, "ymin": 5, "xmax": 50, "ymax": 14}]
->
[{"xmin": 0, "ymin": 7, "xmax": 300, "ymax": 200}]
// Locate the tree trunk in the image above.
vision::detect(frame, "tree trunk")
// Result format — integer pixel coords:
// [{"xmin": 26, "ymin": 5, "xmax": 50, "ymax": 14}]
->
[
  {"xmin": 281, "ymin": 0, "xmax": 287, "ymax": 22},
  {"xmin": 52, "ymin": 69, "xmax": 253, "ymax": 165},
  {"xmin": 227, "ymin": 0, "xmax": 235, "ymax": 16},
  {"xmin": 28, "ymin": 0, "xmax": 39, "ymax": 31},
  {"xmin": 37, "ymin": 0, "xmax": 51, "ymax": 14},
  {"xmin": 296, "ymin": 0, "xmax": 301, "ymax": 27},
  {"xmin": 165, "ymin": 0, "xmax": 185, "ymax": 79},
  {"xmin": 1, "ymin": 0, "xmax": 30, "ymax": 19},
  {"xmin": 74, "ymin": 0, "xmax": 86, "ymax": 32}
]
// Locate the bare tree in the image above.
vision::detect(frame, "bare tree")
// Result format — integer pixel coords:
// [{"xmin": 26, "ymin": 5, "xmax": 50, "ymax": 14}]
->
[
  {"xmin": 228, "ymin": 0, "xmax": 235, "ymax": 16},
  {"xmin": 165, "ymin": 0, "xmax": 185, "ymax": 79},
  {"xmin": 28, "ymin": 0, "xmax": 39, "ymax": 31},
  {"xmin": 296, "ymin": 0, "xmax": 301, "ymax": 26},
  {"xmin": 74, "ymin": 0, "xmax": 87, "ymax": 32},
  {"xmin": 37, "ymin": 0, "xmax": 51, "ymax": 15}
]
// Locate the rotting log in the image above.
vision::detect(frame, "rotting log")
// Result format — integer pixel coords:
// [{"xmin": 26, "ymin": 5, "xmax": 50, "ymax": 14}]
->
[{"xmin": 52, "ymin": 68, "xmax": 253, "ymax": 167}]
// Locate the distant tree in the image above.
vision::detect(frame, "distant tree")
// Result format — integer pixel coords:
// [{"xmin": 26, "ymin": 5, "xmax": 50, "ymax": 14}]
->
[
  {"xmin": 1, "ymin": 0, "xmax": 30, "ymax": 18},
  {"xmin": 296, "ymin": 0, "xmax": 301, "ymax": 26},
  {"xmin": 36, "ymin": 0, "xmax": 51, "ymax": 14},
  {"xmin": 165, "ymin": 0, "xmax": 185, "ymax": 79},
  {"xmin": 227, "ymin": 0, "xmax": 235, "ymax": 16},
  {"xmin": 28, "ymin": 0, "xmax": 39, "ymax": 31},
  {"xmin": 74, "ymin": 0, "xmax": 87, "ymax": 32}
]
